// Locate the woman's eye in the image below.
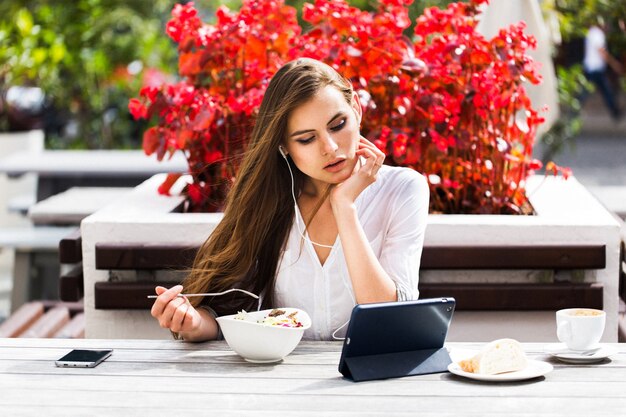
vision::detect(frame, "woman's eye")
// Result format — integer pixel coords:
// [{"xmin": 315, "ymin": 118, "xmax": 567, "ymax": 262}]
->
[
  {"xmin": 330, "ymin": 119, "xmax": 346, "ymax": 131},
  {"xmin": 296, "ymin": 136, "xmax": 314, "ymax": 144}
]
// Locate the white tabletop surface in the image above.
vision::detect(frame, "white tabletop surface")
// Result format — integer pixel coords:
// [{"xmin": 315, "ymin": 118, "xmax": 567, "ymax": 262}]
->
[
  {"xmin": 0, "ymin": 150, "xmax": 188, "ymax": 177},
  {"xmin": 1, "ymin": 338, "xmax": 625, "ymax": 416},
  {"xmin": 0, "ymin": 226, "xmax": 76, "ymax": 250},
  {"xmin": 27, "ymin": 187, "xmax": 133, "ymax": 225}
]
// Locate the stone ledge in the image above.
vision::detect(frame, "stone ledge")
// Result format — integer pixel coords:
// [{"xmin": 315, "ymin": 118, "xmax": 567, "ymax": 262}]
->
[{"xmin": 587, "ymin": 185, "xmax": 626, "ymax": 220}]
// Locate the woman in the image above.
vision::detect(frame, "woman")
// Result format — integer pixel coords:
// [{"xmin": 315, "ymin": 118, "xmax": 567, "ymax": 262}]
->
[{"xmin": 150, "ymin": 58, "xmax": 429, "ymax": 341}]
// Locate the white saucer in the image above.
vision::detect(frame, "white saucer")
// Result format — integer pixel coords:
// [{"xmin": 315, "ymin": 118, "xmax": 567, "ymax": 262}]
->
[
  {"xmin": 448, "ymin": 360, "xmax": 553, "ymax": 382},
  {"xmin": 543, "ymin": 343, "xmax": 618, "ymax": 364}
]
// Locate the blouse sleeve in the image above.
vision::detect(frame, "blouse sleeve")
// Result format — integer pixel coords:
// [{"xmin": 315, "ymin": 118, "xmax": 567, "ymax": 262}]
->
[
  {"xmin": 378, "ymin": 170, "xmax": 429, "ymax": 301},
  {"xmin": 197, "ymin": 304, "xmax": 223, "ymax": 341}
]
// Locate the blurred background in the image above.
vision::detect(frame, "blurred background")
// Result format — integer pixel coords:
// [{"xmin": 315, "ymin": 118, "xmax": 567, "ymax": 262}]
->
[
  {"xmin": 1, "ymin": 0, "xmax": 623, "ymax": 150},
  {"xmin": 0, "ymin": 0, "xmax": 625, "ymax": 321}
]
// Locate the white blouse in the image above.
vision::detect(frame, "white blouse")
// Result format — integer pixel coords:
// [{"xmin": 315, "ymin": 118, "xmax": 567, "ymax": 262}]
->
[{"xmin": 274, "ymin": 165, "xmax": 430, "ymax": 340}]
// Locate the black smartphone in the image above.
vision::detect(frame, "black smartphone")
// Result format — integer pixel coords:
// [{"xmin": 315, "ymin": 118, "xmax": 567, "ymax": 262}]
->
[{"xmin": 55, "ymin": 349, "xmax": 113, "ymax": 368}]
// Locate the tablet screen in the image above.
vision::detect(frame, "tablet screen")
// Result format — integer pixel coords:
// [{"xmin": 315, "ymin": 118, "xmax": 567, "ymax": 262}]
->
[{"xmin": 340, "ymin": 298, "xmax": 455, "ymax": 360}]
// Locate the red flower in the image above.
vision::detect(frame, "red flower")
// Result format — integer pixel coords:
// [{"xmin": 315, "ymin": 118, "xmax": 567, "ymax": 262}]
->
[
  {"xmin": 139, "ymin": 86, "xmax": 159, "ymax": 102},
  {"xmin": 187, "ymin": 183, "xmax": 204, "ymax": 204},
  {"xmin": 157, "ymin": 173, "xmax": 182, "ymax": 196},
  {"xmin": 204, "ymin": 150, "xmax": 224, "ymax": 164},
  {"xmin": 130, "ymin": 0, "xmax": 563, "ymax": 214},
  {"xmin": 527, "ymin": 159, "xmax": 543, "ymax": 171},
  {"xmin": 430, "ymin": 129, "xmax": 454, "ymax": 152},
  {"xmin": 443, "ymin": 178, "xmax": 460, "ymax": 189},
  {"xmin": 128, "ymin": 98, "xmax": 148, "ymax": 120},
  {"xmin": 142, "ymin": 127, "xmax": 160, "ymax": 156},
  {"xmin": 560, "ymin": 167, "xmax": 573, "ymax": 179}
]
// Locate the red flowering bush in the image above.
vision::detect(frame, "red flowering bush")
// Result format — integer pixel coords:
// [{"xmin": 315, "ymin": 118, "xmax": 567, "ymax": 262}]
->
[{"xmin": 130, "ymin": 0, "xmax": 570, "ymax": 214}]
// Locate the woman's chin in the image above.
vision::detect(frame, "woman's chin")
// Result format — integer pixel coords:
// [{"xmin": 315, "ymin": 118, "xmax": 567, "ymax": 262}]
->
[{"xmin": 335, "ymin": 171, "xmax": 352, "ymax": 182}]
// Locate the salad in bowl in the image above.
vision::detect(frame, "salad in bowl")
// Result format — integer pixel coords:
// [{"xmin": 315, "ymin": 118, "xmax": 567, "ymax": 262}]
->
[{"xmin": 216, "ymin": 308, "xmax": 311, "ymax": 363}]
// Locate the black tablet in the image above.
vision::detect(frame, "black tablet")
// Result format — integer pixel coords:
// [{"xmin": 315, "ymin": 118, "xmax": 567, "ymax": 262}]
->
[{"xmin": 338, "ymin": 297, "xmax": 456, "ymax": 382}]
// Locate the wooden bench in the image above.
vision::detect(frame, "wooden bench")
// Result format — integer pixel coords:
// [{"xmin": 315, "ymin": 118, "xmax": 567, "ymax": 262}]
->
[
  {"xmin": 0, "ymin": 300, "xmax": 84, "ymax": 338},
  {"xmin": 23, "ymin": 187, "xmax": 130, "ymax": 303},
  {"xmin": 0, "ymin": 225, "xmax": 76, "ymax": 312},
  {"xmin": 92, "ymin": 242, "xmax": 607, "ymax": 311},
  {"xmin": 0, "ymin": 227, "xmax": 86, "ymax": 339},
  {"xmin": 58, "ymin": 229, "xmax": 83, "ymax": 302}
]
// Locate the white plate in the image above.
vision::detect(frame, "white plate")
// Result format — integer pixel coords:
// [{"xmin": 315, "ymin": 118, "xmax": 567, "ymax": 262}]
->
[
  {"xmin": 543, "ymin": 343, "xmax": 618, "ymax": 364},
  {"xmin": 448, "ymin": 360, "xmax": 553, "ymax": 382}
]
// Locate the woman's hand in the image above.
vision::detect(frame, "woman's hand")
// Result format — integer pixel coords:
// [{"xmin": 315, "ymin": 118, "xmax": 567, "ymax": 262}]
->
[
  {"xmin": 150, "ymin": 285, "xmax": 203, "ymax": 334},
  {"xmin": 328, "ymin": 136, "xmax": 397, "ymax": 304},
  {"xmin": 330, "ymin": 136, "xmax": 385, "ymax": 207}
]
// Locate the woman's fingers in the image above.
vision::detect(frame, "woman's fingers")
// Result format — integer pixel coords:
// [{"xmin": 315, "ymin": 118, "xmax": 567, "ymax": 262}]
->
[
  {"xmin": 150, "ymin": 285, "xmax": 182, "ymax": 317},
  {"xmin": 356, "ymin": 148, "xmax": 382, "ymax": 176},
  {"xmin": 170, "ymin": 299, "xmax": 191, "ymax": 333},
  {"xmin": 357, "ymin": 136, "xmax": 385, "ymax": 171},
  {"xmin": 150, "ymin": 285, "xmax": 202, "ymax": 333},
  {"xmin": 330, "ymin": 136, "xmax": 385, "ymax": 206},
  {"xmin": 160, "ymin": 296, "xmax": 187, "ymax": 328},
  {"xmin": 151, "ymin": 285, "xmax": 182, "ymax": 318},
  {"xmin": 356, "ymin": 148, "xmax": 376, "ymax": 166},
  {"xmin": 359, "ymin": 136, "xmax": 384, "ymax": 155}
]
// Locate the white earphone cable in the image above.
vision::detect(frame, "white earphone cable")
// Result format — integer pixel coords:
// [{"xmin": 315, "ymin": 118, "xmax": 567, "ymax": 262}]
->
[
  {"xmin": 280, "ymin": 148, "xmax": 353, "ymax": 339},
  {"xmin": 281, "ymin": 150, "xmax": 335, "ymax": 249},
  {"xmin": 331, "ymin": 318, "xmax": 350, "ymax": 341}
]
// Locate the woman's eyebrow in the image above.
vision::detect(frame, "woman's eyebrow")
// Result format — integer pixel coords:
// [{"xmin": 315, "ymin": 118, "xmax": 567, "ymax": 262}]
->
[{"xmin": 289, "ymin": 112, "xmax": 344, "ymax": 138}]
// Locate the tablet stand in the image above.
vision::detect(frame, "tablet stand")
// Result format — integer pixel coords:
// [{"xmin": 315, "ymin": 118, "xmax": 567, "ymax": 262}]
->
[{"xmin": 342, "ymin": 347, "xmax": 451, "ymax": 382}]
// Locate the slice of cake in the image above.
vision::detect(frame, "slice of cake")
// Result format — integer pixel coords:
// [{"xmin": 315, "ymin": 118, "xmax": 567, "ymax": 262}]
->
[{"xmin": 458, "ymin": 338, "xmax": 528, "ymax": 375}]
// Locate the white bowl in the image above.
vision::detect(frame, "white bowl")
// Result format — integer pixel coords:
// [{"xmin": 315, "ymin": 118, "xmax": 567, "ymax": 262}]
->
[{"xmin": 216, "ymin": 308, "xmax": 311, "ymax": 363}]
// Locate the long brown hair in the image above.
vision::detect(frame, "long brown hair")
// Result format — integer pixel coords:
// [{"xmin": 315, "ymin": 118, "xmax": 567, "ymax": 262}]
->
[{"xmin": 182, "ymin": 58, "xmax": 354, "ymax": 318}]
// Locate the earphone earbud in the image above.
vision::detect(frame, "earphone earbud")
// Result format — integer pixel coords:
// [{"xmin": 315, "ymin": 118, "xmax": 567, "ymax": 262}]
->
[{"xmin": 279, "ymin": 146, "xmax": 287, "ymax": 158}]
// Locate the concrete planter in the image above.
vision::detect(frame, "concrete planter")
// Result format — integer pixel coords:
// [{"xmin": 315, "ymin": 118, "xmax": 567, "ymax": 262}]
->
[
  {"xmin": 0, "ymin": 129, "xmax": 44, "ymax": 155},
  {"xmin": 0, "ymin": 130, "xmax": 44, "ymax": 227},
  {"xmin": 82, "ymin": 174, "xmax": 622, "ymax": 341}
]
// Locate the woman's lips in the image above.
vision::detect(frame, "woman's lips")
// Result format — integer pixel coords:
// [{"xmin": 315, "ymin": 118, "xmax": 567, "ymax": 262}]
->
[{"xmin": 324, "ymin": 159, "xmax": 346, "ymax": 173}]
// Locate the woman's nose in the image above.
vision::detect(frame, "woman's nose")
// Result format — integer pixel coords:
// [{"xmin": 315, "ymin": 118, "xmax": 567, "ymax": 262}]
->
[{"xmin": 320, "ymin": 134, "xmax": 338, "ymax": 156}]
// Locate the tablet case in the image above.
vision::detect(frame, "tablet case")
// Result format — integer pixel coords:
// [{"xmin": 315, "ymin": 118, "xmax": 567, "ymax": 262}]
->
[{"xmin": 338, "ymin": 298, "xmax": 456, "ymax": 382}]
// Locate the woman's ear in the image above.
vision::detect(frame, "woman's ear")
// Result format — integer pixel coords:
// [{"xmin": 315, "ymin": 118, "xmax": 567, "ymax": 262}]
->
[{"xmin": 351, "ymin": 91, "xmax": 362, "ymax": 125}]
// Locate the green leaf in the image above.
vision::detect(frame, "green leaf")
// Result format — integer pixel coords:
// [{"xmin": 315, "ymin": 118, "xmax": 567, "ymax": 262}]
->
[
  {"xmin": 16, "ymin": 8, "xmax": 34, "ymax": 36},
  {"xmin": 50, "ymin": 42, "xmax": 66, "ymax": 63},
  {"xmin": 92, "ymin": 49, "xmax": 110, "ymax": 75},
  {"xmin": 32, "ymin": 47, "xmax": 47, "ymax": 65},
  {"xmin": 42, "ymin": 29, "xmax": 57, "ymax": 44}
]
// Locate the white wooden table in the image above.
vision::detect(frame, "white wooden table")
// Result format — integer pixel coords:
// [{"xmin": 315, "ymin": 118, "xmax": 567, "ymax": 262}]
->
[
  {"xmin": 0, "ymin": 150, "xmax": 188, "ymax": 201},
  {"xmin": 1, "ymin": 339, "xmax": 625, "ymax": 416},
  {"xmin": 0, "ymin": 150, "xmax": 188, "ymax": 178},
  {"xmin": 27, "ymin": 187, "xmax": 132, "ymax": 226}
]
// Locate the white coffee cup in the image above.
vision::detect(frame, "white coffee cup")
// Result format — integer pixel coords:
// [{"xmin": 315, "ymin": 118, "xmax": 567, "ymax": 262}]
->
[{"xmin": 556, "ymin": 308, "xmax": 605, "ymax": 351}]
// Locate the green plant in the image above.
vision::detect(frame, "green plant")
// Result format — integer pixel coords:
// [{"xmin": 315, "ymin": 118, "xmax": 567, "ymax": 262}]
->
[{"xmin": 0, "ymin": 0, "xmax": 177, "ymax": 148}]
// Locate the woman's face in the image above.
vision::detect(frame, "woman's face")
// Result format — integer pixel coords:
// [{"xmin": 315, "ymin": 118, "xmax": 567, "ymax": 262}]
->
[{"xmin": 284, "ymin": 85, "xmax": 362, "ymax": 192}]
